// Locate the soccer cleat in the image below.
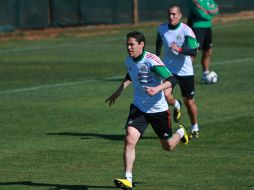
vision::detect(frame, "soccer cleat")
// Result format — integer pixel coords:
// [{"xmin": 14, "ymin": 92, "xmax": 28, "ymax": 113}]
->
[
  {"xmin": 178, "ymin": 124, "xmax": 188, "ymax": 145},
  {"xmin": 201, "ymin": 74, "xmax": 208, "ymax": 84},
  {"xmin": 189, "ymin": 131, "xmax": 199, "ymax": 139},
  {"xmin": 173, "ymin": 100, "xmax": 182, "ymax": 123},
  {"xmin": 114, "ymin": 178, "xmax": 133, "ymax": 190}
]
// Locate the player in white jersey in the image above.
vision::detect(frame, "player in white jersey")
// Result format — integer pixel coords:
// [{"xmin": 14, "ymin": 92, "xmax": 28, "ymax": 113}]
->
[
  {"xmin": 105, "ymin": 31, "xmax": 188, "ymax": 190},
  {"xmin": 156, "ymin": 5, "xmax": 200, "ymax": 139}
]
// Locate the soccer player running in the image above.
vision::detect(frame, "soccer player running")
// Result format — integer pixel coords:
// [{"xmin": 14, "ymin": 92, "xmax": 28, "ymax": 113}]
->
[
  {"xmin": 156, "ymin": 5, "xmax": 199, "ymax": 138},
  {"xmin": 105, "ymin": 31, "xmax": 188, "ymax": 190},
  {"xmin": 187, "ymin": 0, "xmax": 219, "ymax": 83}
]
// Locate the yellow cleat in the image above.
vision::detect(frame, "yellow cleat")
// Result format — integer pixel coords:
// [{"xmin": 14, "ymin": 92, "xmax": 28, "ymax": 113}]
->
[
  {"xmin": 114, "ymin": 178, "xmax": 133, "ymax": 190},
  {"xmin": 178, "ymin": 124, "xmax": 188, "ymax": 145}
]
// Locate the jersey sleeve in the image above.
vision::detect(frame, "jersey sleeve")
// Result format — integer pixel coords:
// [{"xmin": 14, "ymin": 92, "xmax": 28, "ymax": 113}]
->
[
  {"xmin": 186, "ymin": 36, "xmax": 198, "ymax": 49},
  {"xmin": 184, "ymin": 25, "xmax": 198, "ymax": 48},
  {"xmin": 146, "ymin": 52, "xmax": 172, "ymax": 79},
  {"xmin": 152, "ymin": 65, "xmax": 172, "ymax": 78},
  {"xmin": 178, "ymin": 25, "xmax": 198, "ymax": 56}
]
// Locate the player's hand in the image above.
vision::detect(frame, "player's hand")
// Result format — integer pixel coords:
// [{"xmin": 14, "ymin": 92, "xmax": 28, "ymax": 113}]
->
[
  {"xmin": 105, "ymin": 91, "xmax": 121, "ymax": 107},
  {"xmin": 170, "ymin": 42, "xmax": 180, "ymax": 52},
  {"xmin": 105, "ymin": 94, "xmax": 118, "ymax": 107},
  {"xmin": 145, "ymin": 86, "xmax": 159, "ymax": 96}
]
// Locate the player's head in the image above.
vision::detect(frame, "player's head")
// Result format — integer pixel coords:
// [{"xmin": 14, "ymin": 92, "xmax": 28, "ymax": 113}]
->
[
  {"xmin": 126, "ymin": 31, "xmax": 145, "ymax": 58},
  {"xmin": 168, "ymin": 5, "xmax": 182, "ymax": 26}
]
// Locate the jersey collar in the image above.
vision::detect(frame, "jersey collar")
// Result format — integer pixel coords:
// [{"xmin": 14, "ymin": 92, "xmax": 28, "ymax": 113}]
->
[
  {"xmin": 132, "ymin": 50, "xmax": 146, "ymax": 62},
  {"xmin": 168, "ymin": 22, "xmax": 181, "ymax": 30}
]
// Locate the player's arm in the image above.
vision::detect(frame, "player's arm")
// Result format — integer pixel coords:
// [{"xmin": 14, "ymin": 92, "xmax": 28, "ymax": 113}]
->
[
  {"xmin": 105, "ymin": 73, "xmax": 132, "ymax": 107},
  {"xmin": 153, "ymin": 66, "xmax": 177, "ymax": 88},
  {"xmin": 155, "ymin": 32, "xmax": 163, "ymax": 56},
  {"xmin": 145, "ymin": 66, "xmax": 177, "ymax": 96},
  {"xmin": 171, "ymin": 36, "xmax": 198, "ymax": 56},
  {"xmin": 206, "ymin": 0, "xmax": 219, "ymax": 15},
  {"xmin": 191, "ymin": 0, "xmax": 213, "ymax": 20}
]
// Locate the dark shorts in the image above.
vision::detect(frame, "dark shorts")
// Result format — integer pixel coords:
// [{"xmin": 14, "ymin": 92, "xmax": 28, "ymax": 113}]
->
[
  {"xmin": 125, "ymin": 104, "xmax": 172, "ymax": 139},
  {"xmin": 174, "ymin": 75, "xmax": 195, "ymax": 98},
  {"xmin": 192, "ymin": 28, "xmax": 212, "ymax": 50}
]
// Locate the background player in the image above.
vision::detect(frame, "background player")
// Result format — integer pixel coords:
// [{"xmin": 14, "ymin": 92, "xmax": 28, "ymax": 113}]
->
[
  {"xmin": 187, "ymin": 0, "xmax": 219, "ymax": 83},
  {"xmin": 156, "ymin": 5, "xmax": 199, "ymax": 138}
]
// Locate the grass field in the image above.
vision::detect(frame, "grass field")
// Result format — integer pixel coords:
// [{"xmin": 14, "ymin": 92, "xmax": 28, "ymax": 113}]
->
[{"xmin": 0, "ymin": 19, "xmax": 254, "ymax": 190}]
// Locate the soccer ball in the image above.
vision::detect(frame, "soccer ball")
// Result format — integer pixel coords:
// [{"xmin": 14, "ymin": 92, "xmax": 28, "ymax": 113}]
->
[{"xmin": 202, "ymin": 71, "xmax": 218, "ymax": 84}]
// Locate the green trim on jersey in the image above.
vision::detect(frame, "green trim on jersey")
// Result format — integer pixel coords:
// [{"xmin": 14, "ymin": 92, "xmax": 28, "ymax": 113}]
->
[
  {"xmin": 168, "ymin": 22, "xmax": 181, "ymax": 30},
  {"xmin": 152, "ymin": 66, "xmax": 172, "ymax": 78},
  {"xmin": 133, "ymin": 50, "xmax": 146, "ymax": 62},
  {"xmin": 186, "ymin": 36, "xmax": 198, "ymax": 49}
]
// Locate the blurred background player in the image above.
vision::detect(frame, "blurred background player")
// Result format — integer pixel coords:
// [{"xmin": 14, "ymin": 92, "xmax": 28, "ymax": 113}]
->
[
  {"xmin": 187, "ymin": 0, "xmax": 219, "ymax": 83},
  {"xmin": 106, "ymin": 31, "xmax": 188, "ymax": 190},
  {"xmin": 156, "ymin": 5, "xmax": 199, "ymax": 138}
]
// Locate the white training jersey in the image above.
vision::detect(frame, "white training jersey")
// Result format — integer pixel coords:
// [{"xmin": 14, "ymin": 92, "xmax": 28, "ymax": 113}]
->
[
  {"xmin": 157, "ymin": 22, "xmax": 196, "ymax": 76},
  {"xmin": 125, "ymin": 51, "xmax": 168, "ymax": 113}
]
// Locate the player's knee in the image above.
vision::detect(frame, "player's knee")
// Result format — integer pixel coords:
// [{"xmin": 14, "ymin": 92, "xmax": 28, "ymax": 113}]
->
[
  {"xmin": 204, "ymin": 48, "xmax": 212, "ymax": 56},
  {"xmin": 163, "ymin": 146, "xmax": 174, "ymax": 151},
  {"xmin": 161, "ymin": 143, "xmax": 174, "ymax": 151},
  {"xmin": 125, "ymin": 137, "xmax": 135, "ymax": 147},
  {"xmin": 164, "ymin": 91, "xmax": 174, "ymax": 106},
  {"xmin": 164, "ymin": 88, "xmax": 172, "ymax": 97},
  {"xmin": 125, "ymin": 134, "xmax": 139, "ymax": 150},
  {"xmin": 183, "ymin": 98, "xmax": 195, "ymax": 107}
]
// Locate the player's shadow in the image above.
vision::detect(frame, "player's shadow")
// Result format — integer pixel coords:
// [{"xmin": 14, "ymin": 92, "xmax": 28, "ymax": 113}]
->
[
  {"xmin": 0, "ymin": 181, "xmax": 115, "ymax": 190},
  {"xmin": 47, "ymin": 132, "xmax": 124, "ymax": 140},
  {"xmin": 46, "ymin": 132, "xmax": 156, "ymax": 141}
]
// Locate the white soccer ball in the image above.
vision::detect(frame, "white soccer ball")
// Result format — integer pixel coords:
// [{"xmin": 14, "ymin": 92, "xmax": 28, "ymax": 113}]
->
[{"xmin": 203, "ymin": 71, "xmax": 218, "ymax": 84}]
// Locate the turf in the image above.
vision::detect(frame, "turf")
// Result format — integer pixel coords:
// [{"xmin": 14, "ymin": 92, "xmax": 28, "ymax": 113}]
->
[{"xmin": 0, "ymin": 19, "xmax": 253, "ymax": 190}]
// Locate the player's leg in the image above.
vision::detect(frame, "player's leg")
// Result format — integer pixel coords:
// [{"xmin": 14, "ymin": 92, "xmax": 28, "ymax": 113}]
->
[
  {"xmin": 124, "ymin": 126, "xmax": 140, "ymax": 178},
  {"xmin": 164, "ymin": 84, "xmax": 182, "ymax": 123},
  {"xmin": 148, "ymin": 110, "xmax": 188, "ymax": 151},
  {"xmin": 193, "ymin": 27, "xmax": 212, "ymax": 81},
  {"xmin": 178, "ymin": 75, "xmax": 199, "ymax": 138},
  {"xmin": 183, "ymin": 97, "xmax": 199, "ymax": 138},
  {"xmin": 183, "ymin": 98, "xmax": 198, "ymax": 126},
  {"xmin": 114, "ymin": 126, "xmax": 140, "ymax": 189},
  {"xmin": 164, "ymin": 88, "xmax": 174, "ymax": 106},
  {"xmin": 160, "ymin": 125, "xmax": 188, "ymax": 149},
  {"xmin": 201, "ymin": 48, "xmax": 212, "ymax": 74},
  {"xmin": 201, "ymin": 28, "xmax": 214, "ymax": 83},
  {"xmin": 161, "ymin": 125, "xmax": 188, "ymax": 149},
  {"xmin": 114, "ymin": 104, "xmax": 147, "ymax": 189}
]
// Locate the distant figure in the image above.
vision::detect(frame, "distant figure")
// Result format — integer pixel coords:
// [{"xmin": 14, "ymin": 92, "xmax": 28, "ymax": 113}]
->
[{"xmin": 187, "ymin": 0, "xmax": 219, "ymax": 83}]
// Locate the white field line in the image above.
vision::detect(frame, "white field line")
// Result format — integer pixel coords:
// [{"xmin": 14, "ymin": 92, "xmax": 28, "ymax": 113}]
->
[
  {"xmin": 0, "ymin": 44, "xmax": 93, "ymax": 54},
  {"xmin": 0, "ymin": 80, "xmax": 96, "ymax": 95},
  {"xmin": 0, "ymin": 37, "xmax": 122, "ymax": 54},
  {"xmin": 194, "ymin": 57, "xmax": 254, "ymax": 68},
  {"xmin": 0, "ymin": 44, "xmax": 78, "ymax": 54},
  {"xmin": 0, "ymin": 57, "xmax": 253, "ymax": 95}
]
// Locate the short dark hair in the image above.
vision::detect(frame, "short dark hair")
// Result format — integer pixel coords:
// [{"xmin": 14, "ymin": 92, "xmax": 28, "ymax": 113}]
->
[
  {"xmin": 168, "ymin": 4, "xmax": 182, "ymax": 14},
  {"xmin": 126, "ymin": 31, "xmax": 145, "ymax": 45}
]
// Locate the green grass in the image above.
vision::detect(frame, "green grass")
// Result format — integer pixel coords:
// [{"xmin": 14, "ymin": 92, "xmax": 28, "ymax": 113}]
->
[{"xmin": 0, "ymin": 19, "xmax": 254, "ymax": 190}]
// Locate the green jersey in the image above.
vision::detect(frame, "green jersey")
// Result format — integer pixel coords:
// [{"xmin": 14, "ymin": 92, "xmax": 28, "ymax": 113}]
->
[{"xmin": 188, "ymin": 0, "xmax": 219, "ymax": 28}]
